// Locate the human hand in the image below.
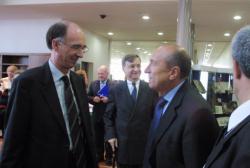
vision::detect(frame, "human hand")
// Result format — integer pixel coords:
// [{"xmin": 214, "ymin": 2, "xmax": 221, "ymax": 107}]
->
[
  {"xmin": 101, "ymin": 96, "xmax": 109, "ymax": 103},
  {"xmin": 93, "ymin": 96, "xmax": 101, "ymax": 103}
]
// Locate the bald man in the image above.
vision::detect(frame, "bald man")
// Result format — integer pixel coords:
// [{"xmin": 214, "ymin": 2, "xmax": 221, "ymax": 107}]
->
[
  {"xmin": 88, "ymin": 65, "xmax": 113, "ymax": 165},
  {"xmin": 0, "ymin": 21, "xmax": 97, "ymax": 168},
  {"xmin": 143, "ymin": 44, "xmax": 219, "ymax": 168}
]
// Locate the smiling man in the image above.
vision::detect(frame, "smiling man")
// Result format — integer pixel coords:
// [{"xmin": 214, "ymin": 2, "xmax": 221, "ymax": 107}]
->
[
  {"xmin": 143, "ymin": 44, "xmax": 219, "ymax": 168},
  {"xmin": 104, "ymin": 54, "xmax": 157, "ymax": 168},
  {"xmin": 0, "ymin": 21, "xmax": 97, "ymax": 168}
]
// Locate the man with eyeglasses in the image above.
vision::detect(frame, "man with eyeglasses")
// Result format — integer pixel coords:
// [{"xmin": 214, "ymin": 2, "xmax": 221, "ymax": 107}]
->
[{"xmin": 0, "ymin": 21, "xmax": 97, "ymax": 168}]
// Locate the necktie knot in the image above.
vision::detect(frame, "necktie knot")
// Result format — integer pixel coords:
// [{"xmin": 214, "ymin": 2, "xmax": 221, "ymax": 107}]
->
[{"xmin": 61, "ymin": 75, "xmax": 70, "ymax": 87}]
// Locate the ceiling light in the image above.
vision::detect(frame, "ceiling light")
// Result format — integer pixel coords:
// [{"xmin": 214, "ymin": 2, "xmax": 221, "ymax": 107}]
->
[
  {"xmin": 107, "ymin": 32, "xmax": 114, "ymax": 36},
  {"xmin": 224, "ymin": 33, "xmax": 231, "ymax": 37},
  {"xmin": 126, "ymin": 42, "xmax": 132, "ymax": 46},
  {"xmin": 233, "ymin": 15, "xmax": 242, "ymax": 20},
  {"xmin": 162, "ymin": 41, "xmax": 168, "ymax": 44},
  {"xmin": 207, "ymin": 43, "xmax": 213, "ymax": 47},
  {"xmin": 142, "ymin": 15, "xmax": 150, "ymax": 20},
  {"xmin": 136, "ymin": 47, "xmax": 141, "ymax": 50},
  {"xmin": 144, "ymin": 51, "xmax": 148, "ymax": 54},
  {"xmin": 157, "ymin": 32, "xmax": 164, "ymax": 36}
]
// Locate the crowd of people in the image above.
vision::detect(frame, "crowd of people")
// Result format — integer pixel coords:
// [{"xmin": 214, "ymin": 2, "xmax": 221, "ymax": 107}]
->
[{"xmin": 0, "ymin": 20, "xmax": 250, "ymax": 168}]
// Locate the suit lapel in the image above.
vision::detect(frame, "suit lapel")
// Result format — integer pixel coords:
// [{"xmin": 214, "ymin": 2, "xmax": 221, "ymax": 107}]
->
[
  {"xmin": 40, "ymin": 63, "xmax": 67, "ymax": 134},
  {"xmin": 153, "ymin": 81, "xmax": 187, "ymax": 147},
  {"xmin": 70, "ymin": 72, "xmax": 90, "ymax": 130},
  {"xmin": 122, "ymin": 81, "xmax": 135, "ymax": 108},
  {"xmin": 129, "ymin": 80, "xmax": 144, "ymax": 120},
  {"xmin": 95, "ymin": 80, "xmax": 100, "ymax": 93},
  {"xmin": 205, "ymin": 115, "xmax": 250, "ymax": 168}
]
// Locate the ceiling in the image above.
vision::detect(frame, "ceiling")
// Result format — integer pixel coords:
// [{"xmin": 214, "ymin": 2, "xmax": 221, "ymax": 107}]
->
[{"xmin": 0, "ymin": 0, "xmax": 250, "ymax": 67}]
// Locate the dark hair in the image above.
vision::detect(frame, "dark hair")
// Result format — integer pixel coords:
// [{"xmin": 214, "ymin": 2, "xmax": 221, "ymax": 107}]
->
[
  {"xmin": 231, "ymin": 25, "xmax": 250, "ymax": 78},
  {"xmin": 46, "ymin": 22, "xmax": 68, "ymax": 50},
  {"xmin": 122, "ymin": 54, "xmax": 141, "ymax": 67},
  {"xmin": 166, "ymin": 47, "xmax": 191, "ymax": 79}
]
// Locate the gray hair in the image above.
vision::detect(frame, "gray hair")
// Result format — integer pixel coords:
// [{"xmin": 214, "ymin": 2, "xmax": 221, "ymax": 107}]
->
[{"xmin": 231, "ymin": 25, "xmax": 250, "ymax": 78}]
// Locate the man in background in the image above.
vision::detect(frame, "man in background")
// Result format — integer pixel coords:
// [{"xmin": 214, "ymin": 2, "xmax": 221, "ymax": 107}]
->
[
  {"xmin": 143, "ymin": 44, "xmax": 219, "ymax": 168},
  {"xmin": 104, "ymin": 54, "xmax": 157, "ymax": 168},
  {"xmin": 88, "ymin": 65, "xmax": 112, "ymax": 165},
  {"xmin": 0, "ymin": 65, "xmax": 18, "ymax": 93},
  {"xmin": 204, "ymin": 25, "xmax": 250, "ymax": 168},
  {"xmin": 0, "ymin": 20, "xmax": 97, "ymax": 168},
  {"xmin": 0, "ymin": 65, "xmax": 18, "ymax": 135}
]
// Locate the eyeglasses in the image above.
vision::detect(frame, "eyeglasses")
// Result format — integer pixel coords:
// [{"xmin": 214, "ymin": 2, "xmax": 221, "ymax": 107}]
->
[{"xmin": 60, "ymin": 41, "xmax": 89, "ymax": 53}]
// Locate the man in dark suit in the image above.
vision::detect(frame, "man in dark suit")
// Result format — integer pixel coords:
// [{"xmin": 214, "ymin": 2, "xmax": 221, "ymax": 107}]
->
[
  {"xmin": 204, "ymin": 25, "xmax": 250, "ymax": 168},
  {"xmin": 143, "ymin": 44, "xmax": 219, "ymax": 168},
  {"xmin": 88, "ymin": 65, "xmax": 112, "ymax": 165},
  {"xmin": 0, "ymin": 21, "xmax": 97, "ymax": 168},
  {"xmin": 104, "ymin": 54, "xmax": 157, "ymax": 168}
]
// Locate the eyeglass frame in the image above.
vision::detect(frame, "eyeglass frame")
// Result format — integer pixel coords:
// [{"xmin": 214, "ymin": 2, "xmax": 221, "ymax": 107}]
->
[{"xmin": 55, "ymin": 37, "xmax": 89, "ymax": 53}]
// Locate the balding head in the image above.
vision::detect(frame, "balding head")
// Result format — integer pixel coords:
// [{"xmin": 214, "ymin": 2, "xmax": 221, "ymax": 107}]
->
[
  {"xmin": 97, "ymin": 65, "xmax": 109, "ymax": 81},
  {"xmin": 7, "ymin": 65, "xmax": 18, "ymax": 79},
  {"xmin": 145, "ymin": 44, "xmax": 191, "ymax": 95}
]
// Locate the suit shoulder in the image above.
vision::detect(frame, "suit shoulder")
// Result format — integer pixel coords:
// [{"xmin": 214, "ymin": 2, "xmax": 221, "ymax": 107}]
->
[{"xmin": 15, "ymin": 65, "xmax": 45, "ymax": 81}]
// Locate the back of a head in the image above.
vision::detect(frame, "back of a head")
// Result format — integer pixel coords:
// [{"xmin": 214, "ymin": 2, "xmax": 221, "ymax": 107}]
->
[
  {"xmin": 231, "ymin": 25, "xmax": 250, "ymax": 78},
  {"xmin": 166, "ymin": 45, "xmax": 191, "ymax": 79}
]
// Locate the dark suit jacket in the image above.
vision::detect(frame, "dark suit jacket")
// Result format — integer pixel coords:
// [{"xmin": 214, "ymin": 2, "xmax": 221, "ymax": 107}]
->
[
  {"xmin": 144, "ymin": 80, "xmax": 219, "ymax": 168},
  {"xmin": 104, "ymin": 80, "xmax": 157, "ymax": 165},
  {"xmin": 0, "ymin": 63, "xmax": 97, "ymax": 168},
  {"xmin": 204, "ymin": 115, "xmax": 250, "ymax": 168},
  {"xmin": 88, "ymin": 79, "xmax": 112, "ymax": 122}
]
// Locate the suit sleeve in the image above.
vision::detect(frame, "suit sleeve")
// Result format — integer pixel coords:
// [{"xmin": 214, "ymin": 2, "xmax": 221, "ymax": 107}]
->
[
  {"xmin": 182, "ymin": 107, "xmax": 219, "ymax": 168},
  {"xmin": 103, "ymin": 85, "xmax": 116, "ymax": 141},
  {"xmin": 0, "ymin": 78, "xmax": 32, "ymax": 168},
  {"xmin": 87, "ymin": 82, "xmax": 96, "ymax": 105}
]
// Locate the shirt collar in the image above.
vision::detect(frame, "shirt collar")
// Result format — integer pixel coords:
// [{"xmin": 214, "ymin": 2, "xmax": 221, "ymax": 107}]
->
[
  {"xmin": 227, "ymin": 99, "xmax": 250, "ymax": 132},
  {"xmin": 126, "ymin": 79, "xmax": 140, "ymax": 85},
  {"xmin": 163, "ymin": 80, "xmax": 185, "ymax": 103},
  {"xmin": 48, "ymin": 59, "xmax": 70, "ymax": 82}
]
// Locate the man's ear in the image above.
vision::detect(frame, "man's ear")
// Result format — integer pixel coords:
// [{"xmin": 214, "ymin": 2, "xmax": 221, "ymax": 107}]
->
[
  {"xmin": 169, "ymin": 66, "xmax": 180, "ymax": 80},
  {"xmin": 233, "ymin": 59, "xmax": 241, "ymax": 79},
  {"xmin": 51, "ymin": 39, "xmax": 60, "ymax": 51}
]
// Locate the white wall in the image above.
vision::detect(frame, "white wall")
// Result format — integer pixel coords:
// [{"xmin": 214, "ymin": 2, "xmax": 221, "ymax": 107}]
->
[
  {"xmin": 80, "ymin": 30, "xmax": 110, "ymax": 81},
  {"xmin": 213, "ymin": 44, "xmax": 233, "ymax": 69},
  {"xmin": 0, "ymin": 18, "xmax": 59, "ymax": 53},
  {"xmin": 0, "ymin": 18, "xmax": 110, "ymax": 81}
]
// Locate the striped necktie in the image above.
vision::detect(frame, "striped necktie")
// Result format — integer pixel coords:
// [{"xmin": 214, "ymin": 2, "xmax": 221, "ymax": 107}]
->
[{"xmin": 61, "ymin": 76, "xmax": 87, "ymax": 168}]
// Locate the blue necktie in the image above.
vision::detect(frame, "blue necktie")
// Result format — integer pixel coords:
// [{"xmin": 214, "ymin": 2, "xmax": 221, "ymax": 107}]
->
[
  {"xmin": 146, "ymin": 98, "xmax": 167, "ymax": 148},
  {"xmin": 131, "ymin": 82, "xmax": 137, "ymax": 101},
  {"xmin": 151, "ymin": 98, "xmax": 167, "ymax": 132}
]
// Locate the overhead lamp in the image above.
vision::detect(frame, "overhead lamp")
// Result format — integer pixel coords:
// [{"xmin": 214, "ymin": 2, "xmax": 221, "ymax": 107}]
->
[
  {"xmin": 233, "ymin": 15, "xmax": 242, "ymax": 20},
  {"xmin": 224, "ymin": 33, "xmax": 231, "ymax": 37},
  {"xmin": 142, "ymin": 15, "xmax": 150, "ymax": 20},
  {"xmin": 157, "ymin": 32, "xmax": 164, "ymax": 36},
  {"xmin": 136, "ymin": 47, "xmax": 141, "ymax": 50},
  {"xmin": 207, "ymin": 43, "xmax": 213, "ymax": 47},
  {"xmin": 126, "ymin": 42, "xmax": 132, "ymax": 46},
  {"xmin": 107, "ymin": 32, "xmax": 114, "ymax": 36},
  {"xmin": 162, "ymin": 41, "xmax": 168, "ymax": 44}
]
